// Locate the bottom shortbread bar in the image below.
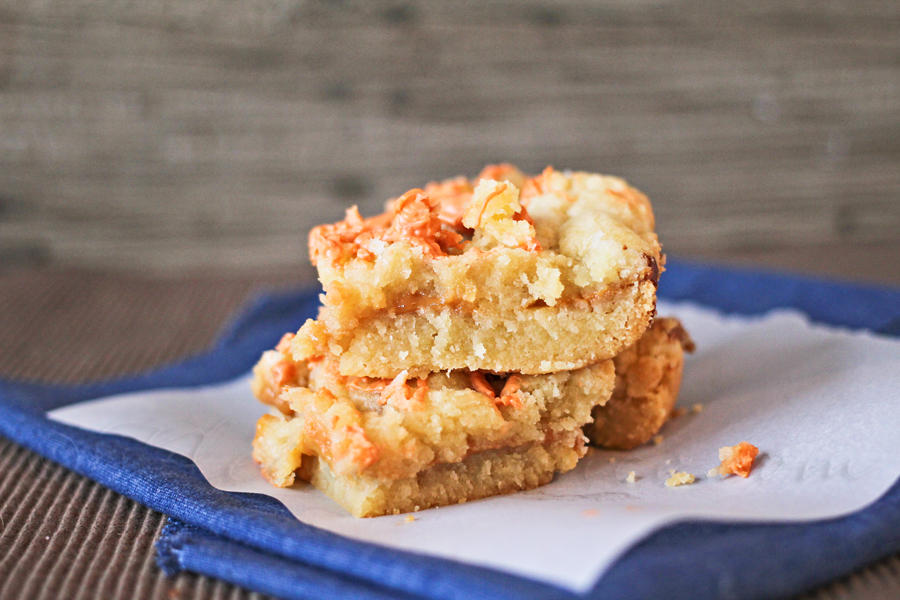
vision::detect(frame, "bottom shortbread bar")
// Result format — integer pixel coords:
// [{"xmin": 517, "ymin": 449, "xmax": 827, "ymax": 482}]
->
[
  {"xmin": 291, "ymin": 436, "xmax": 582, "ymax": 517},
  {"xmin": 252, "ymin": 350, "xmax": 615, "ymax": 517}
]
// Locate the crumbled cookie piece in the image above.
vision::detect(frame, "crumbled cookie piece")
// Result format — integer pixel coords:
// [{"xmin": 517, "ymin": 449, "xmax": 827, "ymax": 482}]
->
[
  {"xmin": 708, "ymin": 442, "xmax": 759, "ymax": 478},
  {"xmin": 626, "ymin": 471, "xmax": 636, "ymax": 483},
  {"xmin": 665, "ymin": 471, "xmax": 696, "ymax": 487}
]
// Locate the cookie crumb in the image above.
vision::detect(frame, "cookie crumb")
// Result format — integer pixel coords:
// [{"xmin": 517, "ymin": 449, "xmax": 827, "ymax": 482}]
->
[
  {"xmin": 709, "ymin": 442, "xmax": 759, "ymax": 478},
  {"xmin": 692, "ymin": 403, "xmax": 703, "ymax": 413},
  {"xmin": 626, "ymin": 471, "xmax": 636, "ymax": 483},
  {"xmin": 665, "ymin": 471, "xmax": 696, "ymax": 487},
  {"xmin": 405, "ymin": 514, "xmax": 416, "ymax": 522},
  {"xmin": 609, "ymin": 457, "xmax": 617, "ymax": 463},
  {"xmin": 652, "ymin": 434, "xmax": 664, "ymax": 446},
  {"xmin": 582, "ymin": 508, "xmax": 600, "ymax": 518}
]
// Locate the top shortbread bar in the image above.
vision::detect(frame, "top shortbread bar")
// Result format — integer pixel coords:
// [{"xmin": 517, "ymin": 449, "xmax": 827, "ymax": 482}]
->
[{"xmin": 293, "ymin": 165, "xmax": 662, "ymax": 378}]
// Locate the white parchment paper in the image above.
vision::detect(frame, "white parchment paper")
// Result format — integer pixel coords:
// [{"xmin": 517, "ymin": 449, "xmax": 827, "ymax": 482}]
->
[{"xmin": 49, "ymin": 301, "xmax": 900, "ymax": 592}]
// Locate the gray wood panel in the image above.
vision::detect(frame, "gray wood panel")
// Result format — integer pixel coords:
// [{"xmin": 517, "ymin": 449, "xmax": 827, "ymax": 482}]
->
[{"xmin": 1, "ymin": 0, "xmax": 898, "ymax": 269}]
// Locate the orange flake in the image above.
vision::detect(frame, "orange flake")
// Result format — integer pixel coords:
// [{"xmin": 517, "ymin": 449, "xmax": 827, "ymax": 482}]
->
[
  {"xmin": 709, "ymin": 442, "xmax": 759, "ymax": 478},
  {"xmin": 348, "ymin": 377, "xmax": 390, "ymax": 393},
  {"xmin": 477, "ymin": 163, "xmax": 519, "ymax": 182},
  {"xmin": 469, "ymin": 371, "xmax": 496, "ymax": 399},
  {"xmin": 519, "ymin": 165, "xmax": 555, "ymax": 201},
  {"xmin": 378, "ymin": 371, "xmax": 427, "ymax": 410},
  {"xmin": 271, "ymin": 359, "xmax": 297, "ymax": 389},
  {"xmin": 411, "ymin": 378, "xmax": 429, "ymax": 404},
  {"xmin": 426, "ymin": 176, "xmax": 474, "ymax": 228},
  {"xmin": 341, "ymin": 424, "xmax": 380, "ymax": 470},
  {"xmin": 496, "ymin": 375, "xmax": 524, "ymax": 409},
  {"xmin": 380, "ymin": 370, "xmax": 411, "ymax": 405},
  {"xmin": 275, "ymin": 332, "xmax": 295, "ymax": 353}
]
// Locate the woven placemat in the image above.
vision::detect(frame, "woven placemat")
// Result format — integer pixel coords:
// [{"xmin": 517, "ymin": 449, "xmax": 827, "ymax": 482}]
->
[{"xmin": 1, "ymin": 268, "xmax": 898, "ymax": 600}]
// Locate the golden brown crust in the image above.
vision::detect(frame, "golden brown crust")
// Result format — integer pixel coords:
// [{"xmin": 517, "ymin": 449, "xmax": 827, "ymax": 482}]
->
[{"xmin": 586, "ymin": 317, "xmax": 694, "ymax": 450}]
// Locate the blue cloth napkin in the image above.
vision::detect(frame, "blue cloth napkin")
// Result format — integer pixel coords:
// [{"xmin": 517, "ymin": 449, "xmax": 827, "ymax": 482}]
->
[{"xmin": 2, "ymin": 260, "xmax": 900, "ymax": 600}]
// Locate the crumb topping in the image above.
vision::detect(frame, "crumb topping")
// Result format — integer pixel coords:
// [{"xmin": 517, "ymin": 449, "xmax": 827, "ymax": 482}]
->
[
  {"xmin": 708, "ymin": 442, "xmax": 759, "ymax": 478},
  {"xmin": 309, "ymin": 165, "xmax": 554, "ymax": 268},
  {"xmin": 309, "ymin": 190, "xmax": 465, "ymax": 267},
  {"xmin": 462, "ymin": 180, "xmax": 540, "ymax": 251}
]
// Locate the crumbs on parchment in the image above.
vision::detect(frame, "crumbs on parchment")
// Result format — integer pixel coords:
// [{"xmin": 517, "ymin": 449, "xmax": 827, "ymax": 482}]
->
[{"xmin": 708, "ymin": 442, "xmax": 759, "ymax": 478}]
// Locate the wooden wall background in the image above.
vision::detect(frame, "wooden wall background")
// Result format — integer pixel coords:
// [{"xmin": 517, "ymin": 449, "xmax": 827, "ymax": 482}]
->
[{"xmin": 0, "ymin": 0, "xmax": 898, "ymax": 270}]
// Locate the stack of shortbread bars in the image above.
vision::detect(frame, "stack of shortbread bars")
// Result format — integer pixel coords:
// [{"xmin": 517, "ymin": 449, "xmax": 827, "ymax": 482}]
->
[{"xmin": 251, "ymin": 165, "xmax": 693, "ymax": 517}]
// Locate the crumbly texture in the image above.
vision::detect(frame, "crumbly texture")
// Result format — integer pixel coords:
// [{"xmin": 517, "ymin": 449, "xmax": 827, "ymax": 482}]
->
[
  {"xmin": 665, "ymin": 471, "xmax": 696, "ymax": 487},
  {"xmin": 708, "ymin": 442, "xmax": 760, "ymax": 478},
  {"xmin": 251, "ymin": 348, "xmax": 615, "ymax": 517},
  {"xmin": 294, "ymin": 165, "xmax": 662, "ymax": 378},
  {"xmin": 586, "ymin": 317, "xmax": 695, "ymax": 450}
]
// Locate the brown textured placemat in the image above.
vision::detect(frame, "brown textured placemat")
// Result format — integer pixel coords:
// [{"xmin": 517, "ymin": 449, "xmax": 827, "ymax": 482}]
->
[
  {"xmin": 0, "ymin": 268, "xmax": 302, "ymax": 600},
  {"xmin": 1, "ymin": 267, "xmax": 899, "ymax": 600}
]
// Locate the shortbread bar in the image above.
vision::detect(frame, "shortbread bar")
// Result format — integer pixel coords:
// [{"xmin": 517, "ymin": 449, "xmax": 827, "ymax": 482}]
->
[
  {"xmin": 586, "ymin": 317, "xmax": 694, "ymax": 450},
  {"xmin": 251, "ymin": 337, "xmax": 615, "ymax": 517},
  {"xmin": 292, "ymin": 165, "xmax": 662, "ymax": 378}
]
